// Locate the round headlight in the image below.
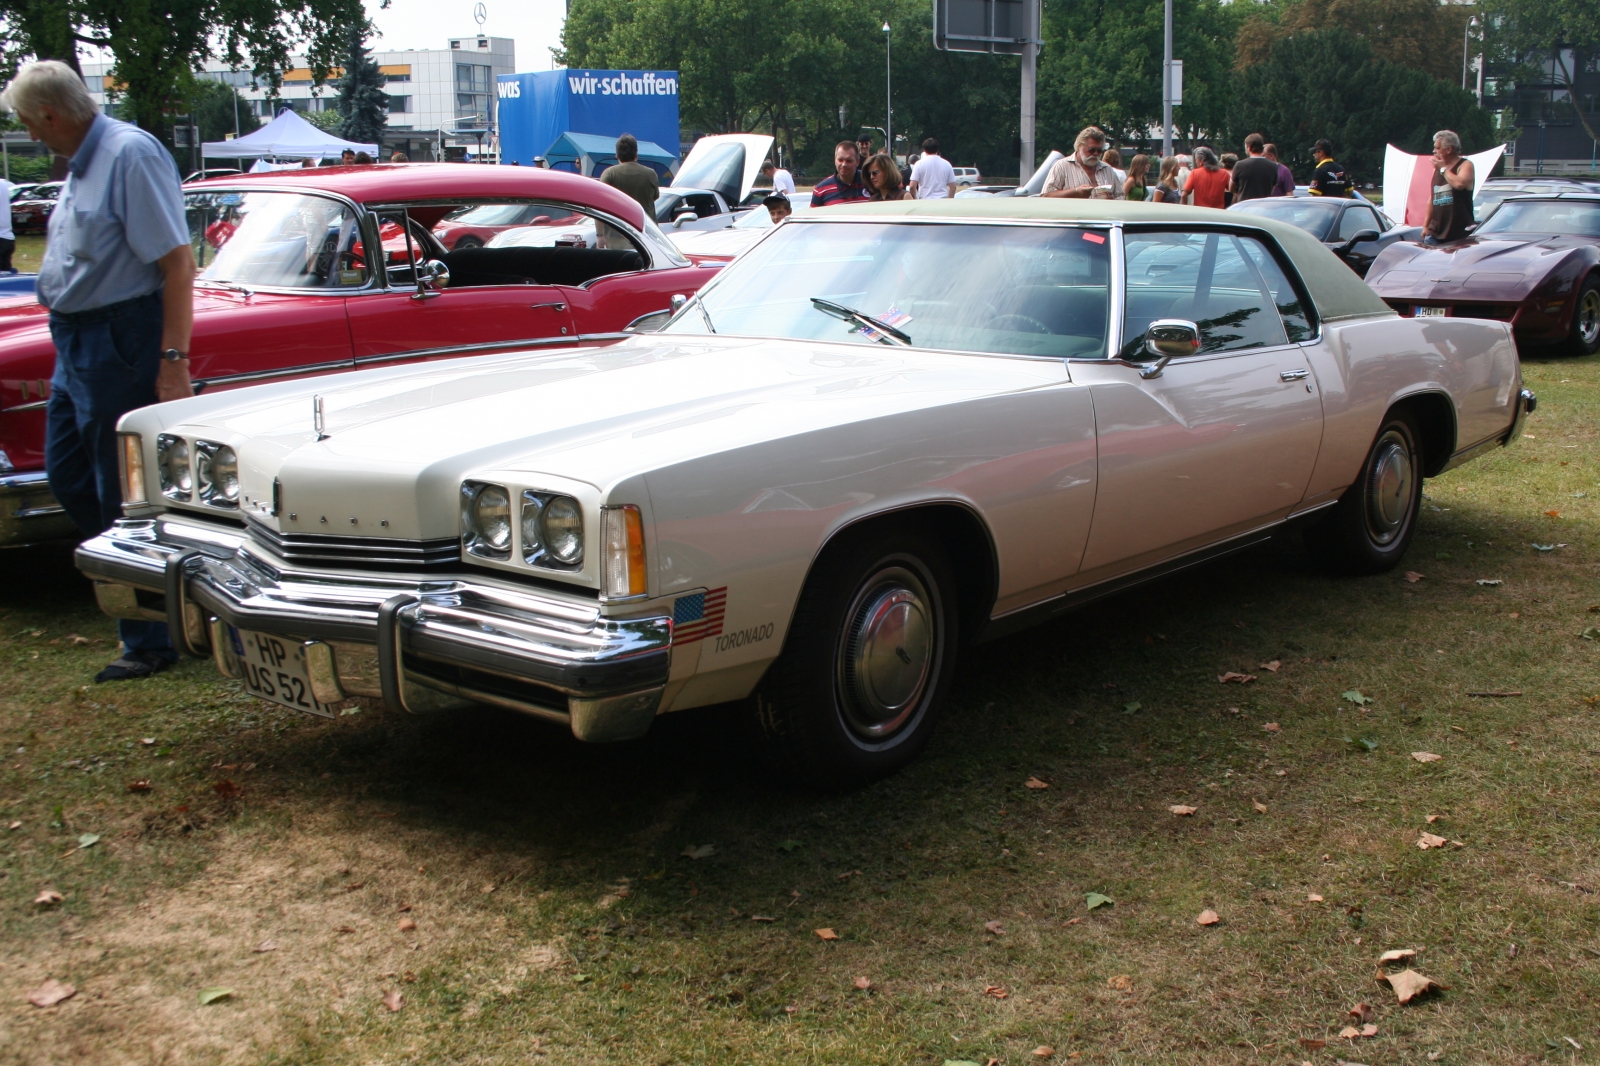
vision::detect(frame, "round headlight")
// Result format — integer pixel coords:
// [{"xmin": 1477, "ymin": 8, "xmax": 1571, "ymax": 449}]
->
[
  {"xmin": 211, "ymin": 446, "xmax": 239, "ymax": 501},
  {"xmin": 162, "ymin": 437, "xmax": 191, "ymax": 493},
  {"xmin": 472, "ymin": 484, "xmax": 511, "ymax": 552},
  {"xmin": 540, "ymin": 495, "xmax": 584, "ymax": 565}
]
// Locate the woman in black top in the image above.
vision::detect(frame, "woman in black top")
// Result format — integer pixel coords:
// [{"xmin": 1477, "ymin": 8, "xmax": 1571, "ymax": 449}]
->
[{"xmin": 1425, "ymin": 130, "xmax": 1475, "ymax": 244}]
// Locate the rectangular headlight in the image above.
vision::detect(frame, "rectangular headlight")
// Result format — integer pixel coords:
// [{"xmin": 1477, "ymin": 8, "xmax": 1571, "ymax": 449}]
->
[
  {"xmin": 460, "ymin": 480, "xmax": 512, "ymax": 559},
  {"xmin": 601, "ymin": 504, "xmax": 646, "ymax": 598},
  {"xmin": 119, "ymin": 433, "xmax": 146, "ymax": 506},
  {"xmin": 155, "ymin": 433, "xmax": 191, "ymax": 501}
]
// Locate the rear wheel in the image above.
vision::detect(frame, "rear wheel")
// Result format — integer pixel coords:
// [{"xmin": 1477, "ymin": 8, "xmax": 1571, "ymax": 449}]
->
[
  {"xmin": 756, "ymin": 526, "xmax": 958, "ymax": 788},
  {"xmin": 453, "ymin": 236, "xmax": 484, "ymax": 251},
  {"xmin": 1304, "ymin": 411, "xmax": 1424, "ymax": 574},
  {"xmin": 1568, "ymin": 275, "xmax": 1600, "ymax": 356}
]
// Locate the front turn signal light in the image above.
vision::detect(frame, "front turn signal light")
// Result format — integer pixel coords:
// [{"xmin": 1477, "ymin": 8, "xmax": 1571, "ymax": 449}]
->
[
  {"xmin": 119, "ymin": 433, "xmax": 146, "ymax": 506},
  {"xmin": 601, "ymin": 504, "xmax": 646, "ymax": 598}
]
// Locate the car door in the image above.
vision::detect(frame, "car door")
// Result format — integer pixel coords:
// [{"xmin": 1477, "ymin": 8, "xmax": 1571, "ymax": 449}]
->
[
  {"xmin": 344, "ymin": 209, "xmax": 576, "ymax": 367},
  {"xmin": 1067, "ymin": 228, "xmax": 1325, "ymax": 577},
  {"xmin": 1335, "ymin": 203, "xmax": 1386, "ymax": 276}
]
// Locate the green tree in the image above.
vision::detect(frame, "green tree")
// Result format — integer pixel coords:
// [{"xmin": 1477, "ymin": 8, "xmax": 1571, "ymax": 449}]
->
[
  {"xmin": 335, "ymin": 19, "xmax": 386, "ymax": 145},
  {"xmin": 191, "ymin": 77, "xmax": 261, "ymax": 143},
  {"xmin": 1235, "ymin": 0, "xmax": 1474, "ymax": 84},
  {"xmin": 1229, "ymin": 28, "xmax": 1493, "ymax": 183},
  {"xmin": 1480, "ymin": 0, "xmax": 1600, "ymax": 146},
  {"xmin": 303, "ymin": 106, "xmax": 343, "ymax": 132}
]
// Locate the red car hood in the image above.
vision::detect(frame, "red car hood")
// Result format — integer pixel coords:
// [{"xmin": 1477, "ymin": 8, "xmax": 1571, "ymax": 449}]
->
[{"xmin": 1366, "ymin": 234, "xmax": 1595, "ymax": 302}]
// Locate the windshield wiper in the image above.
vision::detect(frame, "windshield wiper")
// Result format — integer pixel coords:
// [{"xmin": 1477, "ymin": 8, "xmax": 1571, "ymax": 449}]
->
[
  {"xmin": 693, "ymin": 296, "xmax": 717, "ymax": 333},
  {"xmin": 810, "ymin": 297, "xmax": 911, "ymax": 345},
  {"xmin": 196, "ymin": 279, "xmax": 254, "ymax": 298}
]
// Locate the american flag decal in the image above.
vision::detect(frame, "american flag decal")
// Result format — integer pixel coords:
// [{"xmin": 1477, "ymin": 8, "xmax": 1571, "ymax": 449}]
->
[{"xmin": 672, "ymin": 587, "xmax": 727, "ymax": 645}]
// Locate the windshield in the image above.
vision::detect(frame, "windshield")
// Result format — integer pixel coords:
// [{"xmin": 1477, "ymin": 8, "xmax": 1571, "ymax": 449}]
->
[
  {"xmin": 731, "ymin": 198, "xmax": 812, "ymax": 229},
  {"xmin": 1477, "ymin": 200, "xmax": 1600, "ymax": 237},
  {"xmin": 1228, "ymin": 199, "xmax": 1338, "ymax": 239},
  {"xmin": 187, "ymin": 190, "xmax": 366, "ymax": 289},
  {"xmin": 663, "ymin": 220, "xmax": 1111, "ymax": 358},
  {"xmin": 442, "ymin": 204, "xmax": 545, "ymax": 226}
]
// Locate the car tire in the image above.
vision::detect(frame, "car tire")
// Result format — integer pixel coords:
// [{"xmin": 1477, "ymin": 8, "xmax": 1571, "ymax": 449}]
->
[
  {"xmin": 1568, "ymin": 275, "xmax": 1600, "ymax": 356},
  {"xmin": 453, "ymin": 236, "xmax": 484, "ymax": 251},
  {"xmin": 755, "ymin": 525, "xmax": 958, "ymax": 788},
  {"xmin": 1304, "ymin": 411, "xmax": 1424, "ymax": 575}
]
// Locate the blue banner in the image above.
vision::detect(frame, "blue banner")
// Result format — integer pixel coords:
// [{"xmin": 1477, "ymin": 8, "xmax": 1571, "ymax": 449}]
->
[{"xmin": 497, "ymin": 69, "xmax": 681, "ymax": 170}]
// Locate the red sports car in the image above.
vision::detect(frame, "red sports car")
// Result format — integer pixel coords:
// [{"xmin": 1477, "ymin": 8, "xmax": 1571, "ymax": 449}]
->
[
  {"xmin": 10, "ymin": 181, "xmax": 63, "ymax": 235},
  {"xmin": 0, "ymin": 164, "xmax": 721, "ymax": 547},
  {"xmin": 1364, "ymin": 193, "xmax": 1600, "ymax": 357}
]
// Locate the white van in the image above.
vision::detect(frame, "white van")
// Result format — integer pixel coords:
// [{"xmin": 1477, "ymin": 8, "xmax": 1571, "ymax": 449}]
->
[{"xmin": 952, "ymin": 167, "xmax": 982, "ymax": 186}]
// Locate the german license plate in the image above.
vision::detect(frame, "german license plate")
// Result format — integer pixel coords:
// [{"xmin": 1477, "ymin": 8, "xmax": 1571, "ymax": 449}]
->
[
  {"xmin": 1415, "ymin": 305, "xmax": 1447, "ymax": 318},
  {"xmin": 228, "ymin": 626, "xmax": 337, "ymax": 718}
]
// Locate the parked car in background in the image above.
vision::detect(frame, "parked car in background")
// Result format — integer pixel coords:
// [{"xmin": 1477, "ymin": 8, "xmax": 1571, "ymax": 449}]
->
[
  {"xmin": 10, "ymin": 181, "xmax": 62, "ymax": 234},
  {"xmin": 1473, "ymin": 176, "xmax": 1600, "ymax": 220},
  {"xmin": 184, "ymin": 168, "xmax": 247, "ymax": 184},
  {"xmin": 431, "ymin": 203, "xmax": 585, "ymax": 250},
  {"xmin": 668, "ymin": 194, "xmax": 813, "ymax": 263},
  {"xmin": 78, "ymin": 198, "xmax": 1527, "ymax": 787},
  {"xmin": 952, "ymin": 167, "xmax": 982, "ymax": 187},
  {"xmin": 0, "ymin": 164, "xmax": 720, "ymax": 548},
  {"xmin": 1365, "ymin": 193, "xmax": 1600, "ymax": 356},
  {"xmin": 1228, "ymin": 195, "xmax": 1418, "ymax": 276},
  {"xmin": 656, "ymin": 133, "xmax": 775, "ymax": 234},
  {"xmin": 953, "ymin": 151, "xmax": 1063, "ymax": 198}
]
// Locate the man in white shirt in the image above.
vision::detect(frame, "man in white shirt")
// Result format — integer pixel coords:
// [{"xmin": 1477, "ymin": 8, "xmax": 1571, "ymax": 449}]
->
[
  {"xmin": 0, "ymin": 173, "xmax": 12, "ymax": 272},
  {"xmin": 908, "ymin": 137, "xmax": 956, "ymax": 199},
  {"xmin": 760, "ymin": 159, "xmax": 795, "ymax": 197}
]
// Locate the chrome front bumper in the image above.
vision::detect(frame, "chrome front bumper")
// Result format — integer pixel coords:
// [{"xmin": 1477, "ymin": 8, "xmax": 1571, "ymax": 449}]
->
[
  {"xmin": 0, "ymin": 470, "xmax": 78, "ymax": 548},
  {"xmin": 75, "ymin": 516, "xmax": 672, "ymax": 742}
]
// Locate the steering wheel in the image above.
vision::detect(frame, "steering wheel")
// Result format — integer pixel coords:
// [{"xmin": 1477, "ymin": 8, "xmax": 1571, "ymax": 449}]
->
[{"xmin": 987, "ymin": 312, "xmax": 1054, "ymax": 334}]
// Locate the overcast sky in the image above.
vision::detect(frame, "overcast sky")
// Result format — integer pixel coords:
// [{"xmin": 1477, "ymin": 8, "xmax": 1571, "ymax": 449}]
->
[{"xmin": 365, "ymin": 0, "xmax": 568, "ymax": 71}]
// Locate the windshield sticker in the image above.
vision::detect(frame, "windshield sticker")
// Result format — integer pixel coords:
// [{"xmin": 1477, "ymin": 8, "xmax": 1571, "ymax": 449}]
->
[
  {"xmin": 218, "ymin": 193, "xmax": 244, "ymax": 206},
  {"xmin": 1081, "ymin": 231, "xmax": 1106, "ymax": 244},
  {"xmin": 853, "ymin": 305, "xmax": 913, "ymax": 340}
]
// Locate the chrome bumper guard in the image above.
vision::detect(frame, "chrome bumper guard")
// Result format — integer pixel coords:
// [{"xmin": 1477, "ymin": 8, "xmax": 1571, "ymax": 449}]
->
[
  {"xmin": 1507, "ymin": 388, "xmax": 1537, "ymax": 442},
  {"xmin": 0, "ymin": 469, "xmax": 77, "ymax": 548},
  {"xmin": 75, "ymin": 517, "xmax": 672, "ymax": 742}
]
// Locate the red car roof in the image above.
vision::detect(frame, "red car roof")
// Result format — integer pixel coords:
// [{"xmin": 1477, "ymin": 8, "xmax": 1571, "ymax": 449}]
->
[{"xmin": 188, "ymin": 163, "xmax": 645, "ymax": 231}]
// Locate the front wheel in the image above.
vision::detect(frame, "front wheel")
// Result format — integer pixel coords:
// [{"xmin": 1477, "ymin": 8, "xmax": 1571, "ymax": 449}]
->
[
  {"xmin": 1568, "ymin": 275, "xmax": 1600, "ymax": 356},
  {"xmin": 755, "ymin": 527, "xmax": 958, "ymax": 788},
  {"xmin": 1304, "ymin": 412, "xmax": 1423, "ymax": 574}
]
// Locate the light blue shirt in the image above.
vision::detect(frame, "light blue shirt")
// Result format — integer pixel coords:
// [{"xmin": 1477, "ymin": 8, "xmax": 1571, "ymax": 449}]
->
[{"xmin": 37, "ymin": 114, "xmax": 189, "ymax": 313}]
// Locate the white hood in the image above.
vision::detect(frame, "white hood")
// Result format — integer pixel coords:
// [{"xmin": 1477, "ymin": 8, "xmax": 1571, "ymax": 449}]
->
[{"xmin": 671, "ymin": 134, "xmax": 774, "ymax": 204}]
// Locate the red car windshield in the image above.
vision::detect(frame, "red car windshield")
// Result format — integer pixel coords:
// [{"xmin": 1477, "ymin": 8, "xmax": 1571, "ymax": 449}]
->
[{"xmin": 1477, "ymin": 200, "xmax": 1600, "ymax": 238}]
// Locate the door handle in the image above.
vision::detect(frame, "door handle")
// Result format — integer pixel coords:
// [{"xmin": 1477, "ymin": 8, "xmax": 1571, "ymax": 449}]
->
[
  {"xmin": 530, "ymin": 301, "xmax": 567, "ymax": 312},
  {"xmin": 1279, "ymin": 369, "xmax": 1309, "ymax": 381}
]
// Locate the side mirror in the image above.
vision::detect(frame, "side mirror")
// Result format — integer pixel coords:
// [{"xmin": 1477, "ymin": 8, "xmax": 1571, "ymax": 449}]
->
[
  {"xmin": 669, "ymin": 293, "xmax": 687, "ymax": 315},
  {"xmin": 1139, "ymin": 319, "xmax": 1201, "ymax": 379},
  {"xmin": 1339, "ymin": 229, "xmax": 1381, "ymax": 256},
  {"xmin": 410, "ymin": 259, "xmax": 450, "ymax": 299}
]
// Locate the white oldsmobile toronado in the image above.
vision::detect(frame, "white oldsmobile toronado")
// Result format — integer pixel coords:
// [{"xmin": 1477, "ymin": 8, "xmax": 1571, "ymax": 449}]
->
[{"xmin": 77, "ymin": 200, "xmax": 1532, "ymax": 785}]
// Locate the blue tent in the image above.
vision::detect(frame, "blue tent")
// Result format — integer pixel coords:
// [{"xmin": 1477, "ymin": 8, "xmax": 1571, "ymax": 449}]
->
[{"xmin": 543, "ymin": 132, "xmax": 677, "ymax": 179}]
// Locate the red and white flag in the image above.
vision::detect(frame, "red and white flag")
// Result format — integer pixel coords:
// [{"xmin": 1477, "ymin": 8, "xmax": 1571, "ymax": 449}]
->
[{"xmin": 1382, "ymin": 143, "xmax": 1507, "ymax": 227}]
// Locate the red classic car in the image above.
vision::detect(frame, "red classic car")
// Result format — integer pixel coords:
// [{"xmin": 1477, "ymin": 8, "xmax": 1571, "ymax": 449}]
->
[
  {"xmin": 11, "ymin": 181, "xmax": 63, "ymax": 235},
  {"xmin": 1365, "ymin": 193, "xmax": 1600, "ymax": 356},
  {"xmin": 0, "ymin": 163, "xmax": 721, "ymax": 547}
]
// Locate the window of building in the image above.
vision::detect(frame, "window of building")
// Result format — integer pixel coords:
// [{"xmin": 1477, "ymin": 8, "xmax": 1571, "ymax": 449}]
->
[
  {"xmin": 387, "ymin": 95, "xmax": 411, "ymax": 113},
  {"xmin": 456, "ymin": 63, "xmax": 492, "ymax": 129}
]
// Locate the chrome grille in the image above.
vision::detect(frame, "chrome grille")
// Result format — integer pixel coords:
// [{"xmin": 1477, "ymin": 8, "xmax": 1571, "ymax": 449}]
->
[{"xmin": 246, "ymin": 517, "xmax": 462, "ymax": 570}]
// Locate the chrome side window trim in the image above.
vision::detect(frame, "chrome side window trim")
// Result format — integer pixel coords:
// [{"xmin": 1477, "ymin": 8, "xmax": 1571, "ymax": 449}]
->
[{"xmin": 1105, "ymin": 222, "xmax": 1126, "ymax": 362}]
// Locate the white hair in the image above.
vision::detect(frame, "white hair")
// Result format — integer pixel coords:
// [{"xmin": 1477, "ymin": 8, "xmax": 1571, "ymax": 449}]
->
[
  {"xmin": 1433, "ymin": 129, "xmax": 1462, "ymax": 152},
  {"xmin": 1, "ymin": 60, "xmax": 98, "ymax": 124}
]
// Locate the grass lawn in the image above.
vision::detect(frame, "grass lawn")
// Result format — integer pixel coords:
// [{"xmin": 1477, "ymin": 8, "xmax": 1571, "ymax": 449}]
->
[
  {"xmin": 13, "ymin": 234, "xmax": 44, "ymax": 274},
  {"xmin": 1, "ymin": 353, "xmax": 1597, "ymax": 1065}
]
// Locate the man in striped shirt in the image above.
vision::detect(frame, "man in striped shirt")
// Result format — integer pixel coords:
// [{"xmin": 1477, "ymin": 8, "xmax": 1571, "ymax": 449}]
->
[{"xmin": 810, "ymin": 141, "xmax": 871, "ymax": 208}]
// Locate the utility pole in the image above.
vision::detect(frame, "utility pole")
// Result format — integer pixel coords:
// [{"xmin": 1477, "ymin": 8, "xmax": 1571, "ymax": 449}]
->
[
  {"xmin": 1162, "ymin": 0, "xmax": 1173, "ymax": 159},
  {"xmin": 1020, "ymin": 0, "xmax": 1037, "ymax": 179}
]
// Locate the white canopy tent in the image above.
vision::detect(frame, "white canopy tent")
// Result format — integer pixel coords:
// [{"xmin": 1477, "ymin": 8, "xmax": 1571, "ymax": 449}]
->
[{"xmin": 201, "ymin": 108, "xmax": 378, "ymax": 162}]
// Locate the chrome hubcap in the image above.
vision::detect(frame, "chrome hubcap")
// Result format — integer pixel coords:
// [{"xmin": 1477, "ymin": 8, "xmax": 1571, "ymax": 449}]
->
[
  {"xmin": 1579, "ymin": 288, "xmax": 1600, "ymax": 346},
  {"xmin": 837, "ymin": 565, "xmax": 935, "ymax": 741},
  {"xmin": 1365, "ymin": 430, "xmax": 1414, "ymax": 546}
]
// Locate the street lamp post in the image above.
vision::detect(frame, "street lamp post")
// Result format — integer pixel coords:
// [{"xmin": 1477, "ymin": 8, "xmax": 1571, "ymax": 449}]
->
[
  {"xmin": 1162, "ymin": 0, "xmax": 1174, "ymax": 159},
  {"xmin": 1462, "ymin": 16, "xmax": 1478, "ymax": 90},
  {"xmin": 883, "ymin": 22, "xmax": 892, "ymax": 160}
]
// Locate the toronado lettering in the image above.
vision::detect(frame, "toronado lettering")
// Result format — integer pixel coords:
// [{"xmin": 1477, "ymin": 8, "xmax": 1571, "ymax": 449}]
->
[{"xmin": 714, "ymin": 623, "xmax": 774, "ymax": 653}]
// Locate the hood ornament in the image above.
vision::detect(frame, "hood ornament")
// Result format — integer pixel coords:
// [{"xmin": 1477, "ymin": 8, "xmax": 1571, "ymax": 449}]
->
[{"xmin": 313, "ymin": 394, "xmax": 329, "ymax": 441}]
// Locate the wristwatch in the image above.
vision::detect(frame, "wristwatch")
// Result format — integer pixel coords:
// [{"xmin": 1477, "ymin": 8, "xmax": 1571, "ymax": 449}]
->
[{"xmin": 161, "ymin": 348, "xmax": 188, "ymax": 362}]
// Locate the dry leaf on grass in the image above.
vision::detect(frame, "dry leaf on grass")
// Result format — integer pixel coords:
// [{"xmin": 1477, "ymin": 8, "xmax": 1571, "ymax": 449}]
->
[
  {"xmin": 750, "ymin": 915, "xmax": 776, "ymax": 922},
  {"xmin": 26, "ymin": 979, "xmax": 75, "ymax": 1008},
  {"xmin": 1340, "ymin": 1026, "xmax": 1361, "ymax": 1039},
  {"xmin": 1307, "ymin": 893, "xmax": 1324, "ymax": 902},
  {"xmin": 1033, "ymin": 1047, "xmax": 1055, "ymax": 1058},
  {"xmin": 1545, "ymin": 510, "xmax": 1562, "ymax": 519},
  {"xmin": 984, "ymin": 920, "xmax": 1006, "ymax": 935},
  {"xmin": 252, "ymin": 940, "xmax": 277, "ymax": 953},
  {"xmin": 853, "ymin": 976, "xmax": 872, "ymax": 990},
  {"xmin": 126, "ymin": 779, "xmax": 151, "ymax": 792},
  {"xmin": 1378, "ymin": 948, "xmax": 1418, "ymax": 964},
  {"xmin": 1383, "ymin": 968, "xmax": 1443, "ymax": 1003},
  {"xmin": 1297, "ymin": 1038, "xmax": 1326, "ymax": 1050},
  {"xmin": 1361, "ymin": 1024, "xmax": 1378, "ymax": 1037},
  {"xmin": 814, "ymin": 928, "xmax": 839, "ymax": 941},
  {"xmin": 1107, "ymin": 974, "xmax": 1133, "ymax": 991},
  {"xmin": 1262, "ymin": 722, "xmax": 1281, "ymax": 733},
  {"xmin": 397, "ymin": 918, "xmax": 417, "ymax": 932},
  {"xmin": 1024, "ymin": 776, "xmax": 1050, "ymax": 790},
  {"xmin": 1416, "ymin": 832, "xmax": 1449, "ymax": 850},
  {"xmin": 1218, "ymin": 672, "xmax": 1257, "ymax": 684},
  {"xmin": 1085, "ymin": 892, "xmax": 1113, "ymax": 910},
  {"xmin": 1347, "ymin": 1002, "xmax": 1373, "ymax": 1023},
  {"xmin": 1252, "ymin": 799, "xmax": 1268, "ymax": 813},
  {"xmin": 680, "ymin": 844, "xmax": 716, "ymax": 860},
  {"xmin": 1411, "ymin": 751, "xmax": 1443, "ymax": 763},
  {"xmin": 197, "ymin": 987, "xmax": 233, "ymax": 1006},
  {"xmin": 1260, "ymin": 660, "xmax": 1282, "ymax": 672},
  {"xmin": 1404, "ymin": 571, "xmax": 1424, "ymax": 582},
  {"xmin": 1425, "ymin": 814, "xmax": 1442, "ymax": 823},
  {"xmin": 34, "ymin": 889, "xmax": 62, "ymax": 906},
  {"xmin": 984, "ymin": 984, "xmax": 1010, "ymax": 999},
  {"xmin": 1196, "ymin": 909, "xmax": 1220, "ymax": 926},
  {"xmin": 1169, "ymin": 804, "xmax": 1197, "ymax": 816},
  {"xmin": 382, "ymin": 989, "xmax": 403, "ymax": 1012}
]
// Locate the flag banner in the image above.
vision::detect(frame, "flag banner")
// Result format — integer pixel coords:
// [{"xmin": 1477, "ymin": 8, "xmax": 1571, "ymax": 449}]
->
[{"xmin": 1382, "ymin": 143, "xmax": 1507, "ymax": 227}]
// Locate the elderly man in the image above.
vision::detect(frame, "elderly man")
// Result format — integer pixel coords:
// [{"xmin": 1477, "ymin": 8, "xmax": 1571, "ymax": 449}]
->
[
  {"xmin": 1424, "ymin": 130, "xmax": 1475, "ymax": 244},
  {"xmin": 1041, "ymin": 126, "xmax": 1119, "ymax": 199},
  {"xmin": 1, "ymin": 61, "xmax": 193, "ymax": 681}
]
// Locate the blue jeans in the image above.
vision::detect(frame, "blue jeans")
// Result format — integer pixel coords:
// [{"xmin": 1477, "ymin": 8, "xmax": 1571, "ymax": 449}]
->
[{"xmin": 46, "ymin": 290, "xmax": 174, "ymax": 659}]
